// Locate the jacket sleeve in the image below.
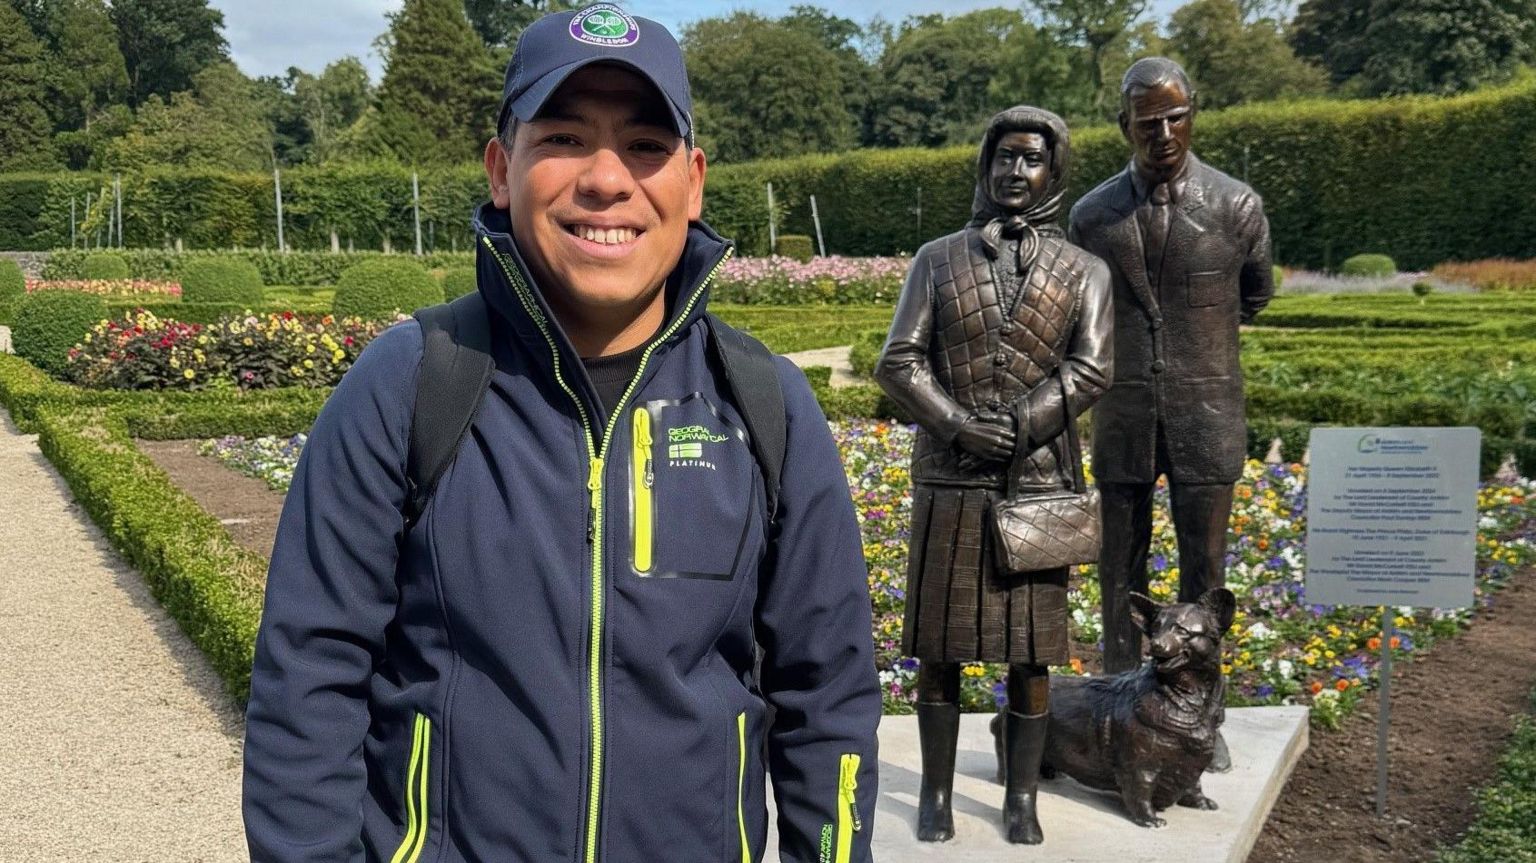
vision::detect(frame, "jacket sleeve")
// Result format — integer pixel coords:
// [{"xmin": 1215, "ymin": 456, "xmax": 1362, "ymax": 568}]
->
[
  {"xmin": 1012, "ymin": 255, "xmax": 1114, "ymax": 448},
  {"xmin": 874, "ymin": 249, "xmax": 971, "ymax": 444},
  {"xmin": 1236, "ymin": 189, "xmax": 1275, "ymax": 324},
  {"xmin": 242, "ymin": 321, "xmax": 422, "ymax": 863},
  {"xmin": 757, "ymin": 358, "xmax": 881, "ymax": 863}
]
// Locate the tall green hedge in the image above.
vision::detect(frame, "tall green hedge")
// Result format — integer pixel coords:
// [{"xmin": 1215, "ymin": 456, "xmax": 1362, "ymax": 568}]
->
[{"xmin": 43, "ymin": 247, "xmax": 474, "ymax": 285}]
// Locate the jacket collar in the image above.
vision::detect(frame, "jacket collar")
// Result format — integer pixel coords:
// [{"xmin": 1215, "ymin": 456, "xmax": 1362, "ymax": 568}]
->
[{"xmin": 469, "ymin": 201, "xmax": 733, "ymax": 411}]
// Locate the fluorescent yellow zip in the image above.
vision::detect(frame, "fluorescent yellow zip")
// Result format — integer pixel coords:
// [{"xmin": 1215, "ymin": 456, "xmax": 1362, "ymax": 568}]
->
[
  {"xmin": 632, "ymin": 407, "xmax": 654, "ymax": 573},
  {"xmin": 389, "ymin": 713, "xmax": 432, "ymax": 863},
  {"xmin": 835, "ymin": 753, "xmax": 861, "ymax": 863},
  {"xmin": 485, "ymin": 237, "xmax": 734, "ymax": 863},
  {"xmin": 736, "ymin": 712, "xmax": 750, "ymax": 863}
]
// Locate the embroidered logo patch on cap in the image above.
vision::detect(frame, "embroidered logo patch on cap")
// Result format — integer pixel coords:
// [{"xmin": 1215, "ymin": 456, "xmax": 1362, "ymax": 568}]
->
[{"xmin": 569, "ymin": 4, "xmax": 640, "ymax": 47}]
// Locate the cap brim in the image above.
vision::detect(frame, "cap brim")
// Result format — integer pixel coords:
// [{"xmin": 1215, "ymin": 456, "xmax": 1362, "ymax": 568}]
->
[{"xmin": 503, "ymin": 56, "xmax": 690, "ymax": 142}]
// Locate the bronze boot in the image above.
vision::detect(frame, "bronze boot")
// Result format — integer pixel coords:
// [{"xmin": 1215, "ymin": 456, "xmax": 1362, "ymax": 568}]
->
[
  {"xmin": 1003, "ymin": 711, "xmax": 1048, "ymax": 845},
  {"xmin": 916, "ymin": 701, "xmax": 960, "ymax": 841}
]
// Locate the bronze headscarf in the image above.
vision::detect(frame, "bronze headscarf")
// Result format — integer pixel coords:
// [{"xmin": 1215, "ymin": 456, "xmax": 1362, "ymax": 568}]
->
[{"xmin": 969, "ymin": 105, "xmax": 1072, "ymax": 274}]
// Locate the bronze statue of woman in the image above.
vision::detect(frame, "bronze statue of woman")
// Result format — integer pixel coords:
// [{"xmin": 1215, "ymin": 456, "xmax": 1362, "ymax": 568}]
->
[{"xmin": 876, "ymin": 105, "xmax": 1113, "ymax": 845}]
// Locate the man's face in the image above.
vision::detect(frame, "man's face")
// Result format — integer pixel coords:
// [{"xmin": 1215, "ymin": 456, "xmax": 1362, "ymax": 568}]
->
[
  {"xmin": 1120, "ymin": 80, "xmax": 1194, "ymax": 179},
  {"xmin": 485, "ymin": 64, "xmax": 705, "ymax": 321},
  {"xmin": 988, "ymin": 131, "xmax": 1050, "ymax": 213}
]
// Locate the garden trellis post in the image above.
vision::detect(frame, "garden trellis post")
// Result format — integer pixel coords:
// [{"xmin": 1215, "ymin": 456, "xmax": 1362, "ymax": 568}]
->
[
  {"xmin": 70, "ymin": 197, "xmax": 76, "ymax": 248},
  {"xmin": 413, "ymin": 171, "xmax": 423, "ymax": 256},
  {"xmin": 1377, "ymin": 611, "xmax": 1392, "ymax": 818},
  {"xmin": 274, "ymin": 168, "xmax": 287, "ymax": 253},
  {"xmin": 810, "ymin": 195, "xmax": 826, "ymax": 257},
  {"xmin": 766, "ymin": 183, "xmax": 776, "ymax": 253}
]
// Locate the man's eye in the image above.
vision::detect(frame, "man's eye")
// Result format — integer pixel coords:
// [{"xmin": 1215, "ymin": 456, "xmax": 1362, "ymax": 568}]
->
[
  {"xmin": 543, "ymin": 134, "xmax": 580, "ymax": 147},
  {"xmin": 631, "ymin": 140, "xmax": 671, "ymax": 155}
]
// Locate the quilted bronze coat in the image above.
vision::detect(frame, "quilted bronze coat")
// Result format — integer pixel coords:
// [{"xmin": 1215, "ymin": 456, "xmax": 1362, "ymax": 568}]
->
[{"xmin": 875, "ymin": 107, "xmax": 1113, "ymax": 663}]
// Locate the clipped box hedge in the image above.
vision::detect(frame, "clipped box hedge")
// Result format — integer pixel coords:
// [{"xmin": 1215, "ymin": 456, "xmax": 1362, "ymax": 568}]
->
[
  {"xmin": 180, "ymin": 257, "xmax": 265, "ymax": 305},
  {"xmin": 43, "ymin": 247, "xmax": 476, "ymax": 286}
]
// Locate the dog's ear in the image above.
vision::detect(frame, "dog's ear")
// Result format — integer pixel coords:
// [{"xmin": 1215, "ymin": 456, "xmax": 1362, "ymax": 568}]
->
[
  {"xmin": 1197, "ymin": 588, "xmax": 1237, "ymax": 636},
  {"xmin": 1128, "ymin": 592, "xmax": 1162, "ymax": 635}
]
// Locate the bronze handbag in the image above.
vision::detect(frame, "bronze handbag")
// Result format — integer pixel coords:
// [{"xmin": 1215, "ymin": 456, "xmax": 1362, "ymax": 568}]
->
[{"xmin": 990, "ymin": 376, "xmax": 1101, "ymax": 574}]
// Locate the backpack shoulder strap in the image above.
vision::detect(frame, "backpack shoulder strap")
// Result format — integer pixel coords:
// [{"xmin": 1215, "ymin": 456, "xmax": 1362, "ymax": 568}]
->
[
  {"xmin": 406, "ymin": 292, "xmax": 495, "ymax": 528},
  {"xmin": 705, "ymin": 313, "xmax": 787, "ymax": 522}
]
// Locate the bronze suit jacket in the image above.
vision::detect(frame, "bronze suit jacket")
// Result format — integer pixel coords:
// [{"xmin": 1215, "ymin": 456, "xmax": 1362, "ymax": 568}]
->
[
  {"xmin": 876, "ymin": 228, "xmax": 1113, "ymax": 490},
  {"xmin": 1068, "ymin": 154, "xmax": 1273, "ymax": 485}
]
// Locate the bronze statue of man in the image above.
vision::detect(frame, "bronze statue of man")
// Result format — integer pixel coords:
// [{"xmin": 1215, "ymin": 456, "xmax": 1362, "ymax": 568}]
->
[
  {"xmin": 1068, "ymin": 59, "xmax": 1274, "ymax": 757},
  {"xmin": 877, "ymin": 106, "xmax": 1112, "ymax": 845}
]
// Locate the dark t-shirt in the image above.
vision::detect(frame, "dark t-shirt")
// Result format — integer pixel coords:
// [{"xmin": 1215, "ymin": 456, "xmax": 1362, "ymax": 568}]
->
[{"xmin": 582, "ymin": 342, "xmax": 647, "ymax": 416}]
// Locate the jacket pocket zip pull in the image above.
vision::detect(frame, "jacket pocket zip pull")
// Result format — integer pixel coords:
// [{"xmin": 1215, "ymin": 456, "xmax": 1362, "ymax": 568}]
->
[
  {"xmin": 835, "ymin": 752, "xmax": 861, "ymax": 863},
  {"xmin": 632, "ymin": 408, "xmax": 654, "ymax": 572}
]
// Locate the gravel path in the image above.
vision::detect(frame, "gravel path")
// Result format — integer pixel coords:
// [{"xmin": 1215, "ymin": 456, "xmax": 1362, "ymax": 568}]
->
[
  {"xmin": 0, "ymin": 407, "xmax": 247, "ymax": 861},
  {"xmin": 781, "ymin": 344, "xmax": 859, "ymax": 386}
]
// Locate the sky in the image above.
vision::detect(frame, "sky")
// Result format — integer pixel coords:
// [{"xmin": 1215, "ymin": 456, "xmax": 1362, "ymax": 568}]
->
[{"xmin": 209, "ymin": 0, "xmax": 1190, "ymax": 82}]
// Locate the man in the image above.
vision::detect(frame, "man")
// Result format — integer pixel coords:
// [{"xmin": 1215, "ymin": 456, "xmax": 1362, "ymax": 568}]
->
[
  {"xmin": 242, "ymin": 6, "xmax": 880, "ymax": 862},
  {"xmin": 876, "ymin": 106, "xmax": 1111, "ymax": 845},
  {"xmin": 1068, "ymin": 58, "xmax": 1273, "ymax": 706}
]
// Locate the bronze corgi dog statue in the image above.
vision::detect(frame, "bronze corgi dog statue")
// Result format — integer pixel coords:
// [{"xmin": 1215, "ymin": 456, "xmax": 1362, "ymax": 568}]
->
[{"xmin": 990, "ymin": 587, "xmax": 1234, "ymax": 828}]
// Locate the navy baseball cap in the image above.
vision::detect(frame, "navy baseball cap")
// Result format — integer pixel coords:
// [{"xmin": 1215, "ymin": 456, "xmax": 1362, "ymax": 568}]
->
[{"xmin": 499, "ymin": 4, "xmax": 693, "ymax": 146}]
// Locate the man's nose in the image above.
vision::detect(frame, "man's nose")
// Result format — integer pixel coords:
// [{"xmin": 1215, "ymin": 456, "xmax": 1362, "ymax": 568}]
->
[
  {"xmin": 576, "ymin": 147, "xmax": 634, "ymax": 201},
  {"xmin": 1154, "ymin": 119, "xmax": 1173, "ymax": 141}
]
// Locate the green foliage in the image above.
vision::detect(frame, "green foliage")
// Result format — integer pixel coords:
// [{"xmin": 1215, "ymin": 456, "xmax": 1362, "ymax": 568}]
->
[
  {"xmin": 45, "ymin": 0, "xmax": 129, "ymax": 133},
  {"xmin": 463, "ymin": 0, "xmax": 580, "ymax": 48},
  {"xmin": 12, "ymin": 289, "xmax": 108, "ymax": 375},
  {"xmin": 0, "ymin": 3, "xmax": 59, "ymax": 171},
  {"xmin": 81, "ymin": 251, "xmax": 129, "ymax": 279},
  {"xmin": 332, "ymin": 257, "xmax": 443, "ymax": 320},
  {"xmin": 1436, "ymin": 697, "xmax": 1536, "ymax": 863},
  {"xmin": 1341, "ymin": 253, "xmax": 1398, "ymax": 277},
  {"xmin": 711, "ymin": 304, "xmax": 895, "ymax": 354},
  {"xmin": 1412, "ymin": 280, "xmax": 1434, "ymax": 298},
  {"xmin": 775, "ymin": 234, "xmax": 814, "ymax": 262},
  {"xmin": 371, "ymin": 0, "xmax": 498, "ymax": 166},
  {"xmin": 178, "ymin": 257, "xmax": 265, "ymax": 305},
  {"xmin": 867, "ymin": 10, "xmax": 1019, "ymax": 148},
  {"xmin": 109, "ymin": 0, "xmax": 228, "ymax": 108},
  {"xmin": 848, "ymin": 327, "xmax": 887, "ymax": 378},
  {"xmin": 439, "ymin": 265, "xmax": 477, "ymax": 300},
  {"xmin": 1166, "ymin": 0, "xmax": 1328, "ymax": 110},
  {"xmin": 0, "ymin": 258, "xmax": 24, "ymax": 302},
  {"xmin": 103, "ymin": 300, "xmax": 243, "ymax": 323},
  {"xmin": 104, "ymin": 61, "xmax": 273, "ymax": 172},
  {"xmin": 684, "ymin": 13, "xmax": 858, "ymax": 162},
  {"xmin": 1272, "ymin": 265, "xmax": 1284, "ymax": 290},
  {"xmin": 44, "ymin": 247, "xmax": 474, "ymax": 284}
]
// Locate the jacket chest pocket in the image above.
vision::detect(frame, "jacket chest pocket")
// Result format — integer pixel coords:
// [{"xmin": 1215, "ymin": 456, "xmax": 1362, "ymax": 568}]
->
[
  {"xmin": 630, "ymin": 394, "xmax": 758, "ymax": 580},
  {"xmin": 1185, "ymin": 269, "xmax": 1230, "ymax": 308}
]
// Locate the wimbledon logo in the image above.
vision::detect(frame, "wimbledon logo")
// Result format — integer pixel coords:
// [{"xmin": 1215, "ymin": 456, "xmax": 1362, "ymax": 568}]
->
[{"xmin": 570, "ymin": 4, "xmax": 640, "ymax": 47}]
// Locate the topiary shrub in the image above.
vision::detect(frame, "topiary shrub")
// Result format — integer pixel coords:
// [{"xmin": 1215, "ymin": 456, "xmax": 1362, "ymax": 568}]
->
[
  {"xmin": 81, "ymin": 252, "xmax": 130, "ymax": 280},
  {"xmin": 775, "ymin": 235, "xmax": 814, "ymax": 262},
  {"xmin": 332, "ymin": 258, "xmax": 443, "ymax": 320},
  {"xmin": 1341, "ymin": 253, "xmax": 1397, "ymax": 278},
  {"xmin": 12, "ymin": 290, "xmax": 108, "ymax": 376},
  {"xmin": 0, "ymin": 258, "xmax": 24, "ymax": 324},
  {"xmin": 179, "ymin": 257, "xmax": 265, "ymax": 306},
  {"xmin": 440, "ymin": 266, "xmax": 477, "ymax": 300},
  {"xmin": 848, "ymin": 327, "xmax": 887, "ymax": 378}
]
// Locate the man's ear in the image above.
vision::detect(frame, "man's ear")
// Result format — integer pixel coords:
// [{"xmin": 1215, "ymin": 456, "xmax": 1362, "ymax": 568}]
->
[
  {"xmin": 686, "ymin": 144, "xmax": 706, "ymax": 221},
  {"xmin": 1118, "ymin": 110, "xmax": 1131, "ymax": 144},
  {"xmin": 1128, "ymin": 592, "xmax": 1161, "ymax": 636},
  {"xmin": 1198, "ymin": 588, "xmax": 1236, "ymax": 636},
  {"xmin": 485, "ymin": 137, "xmax": 511, "ymax": 209}
]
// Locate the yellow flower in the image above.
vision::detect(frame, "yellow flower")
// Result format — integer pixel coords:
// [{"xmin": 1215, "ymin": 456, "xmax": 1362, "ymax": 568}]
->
[
  {"xmin": 169, "ymin": 357, "xmax": 180, "ymax": 368},
  {"xmin": 332, "ymin": 349, "xmax": 345, "ymax": 362},
  {"xmin": 303, "ymin": 358, "xmax": 314, "ymax": 369},
  {"xmin": 182, "ymin": 368, "xmax": 195, "ymax": 379},
  {"xmin": 243, "ymin": 337, "xmax": 254, "ymax": 347},
  {"xmin": 306, "ymin": 343, "xmax": 316, "ymax": 354}
]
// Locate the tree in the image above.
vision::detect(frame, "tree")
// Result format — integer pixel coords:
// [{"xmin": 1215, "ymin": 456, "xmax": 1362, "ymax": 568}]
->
[
  {"xmin": 780, "ymin": 6, "xmax": 873, "ymax": 142},
  {"xmin": 463, "ymin": 0, "xmax": 579, "ymax": 47},
  {"xmin": 110, "ymin": 0, "xmax": 227, "ymax": 107},
  {"xmin": 1166, "ymin": 0, "xmax": 1326, "ymax": 109},
  {"xmin": 0, "ymin": 2, "xmax": 58, "ymax": 169},
  {"xmin": 44, "ymin": 0, "xmax": 127, "ymax": 131},
  {"xmin": 683, "ymin": 12, "xmax": 858, "ymax": 162},
  {"xmin": 103, "ymin": 61, "xmax": 273, "ymax": 171},
  {"xmin": 1357, "ymin": 0, "xmax": 1536, "ymax": 95},
  {"xmin": 867, "ymin": 9, "xmax": 1023, "ymax": 148},
  {"xmin": 988, "ymin": 19, "xmax": 1095, "ymax": 122},
  {"xmin": 295, "ymin": 57, "xmax": 371, "ymax": 163},
  {"xmin": 1032, "ymin": 0, "xmax": 1149, "ymax": 116},
  {"xmin": 373, "ymin": 0, "xmax": 500, "ymax": 165}
]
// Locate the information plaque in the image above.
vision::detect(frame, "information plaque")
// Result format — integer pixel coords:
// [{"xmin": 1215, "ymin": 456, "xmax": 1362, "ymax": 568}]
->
[{"xmin": 1305, "ymin": 427, "xmax": 1480, "ymax": 609}]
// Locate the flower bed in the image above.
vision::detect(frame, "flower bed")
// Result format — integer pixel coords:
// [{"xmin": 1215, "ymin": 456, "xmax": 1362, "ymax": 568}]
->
[
  {"xmin": 26, "ymin": 278, "xmax": 182, "ymax": 298},
  {"xmin": 203, "ymin": 418, "xmax": 1536, "ymax": 723},
  {"xmin": 712, "ymin": 255, "xmax": 909, "ymax": 304},
  {"xmin": 64, "ymin": 309, "xmax": 391, "ymax": 391}
]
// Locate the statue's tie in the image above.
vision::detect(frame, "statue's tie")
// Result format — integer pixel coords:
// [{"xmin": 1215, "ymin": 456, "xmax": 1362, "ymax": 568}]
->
[{"xmin": 1144, "ymin": 182, "xmax": 1172, "ymax": 286}]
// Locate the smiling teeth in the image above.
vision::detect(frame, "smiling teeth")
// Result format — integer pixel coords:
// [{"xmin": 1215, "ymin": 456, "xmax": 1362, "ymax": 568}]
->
[{"xmin": 575, "ymin": 226, "xmax": 637, "ymax": 244}]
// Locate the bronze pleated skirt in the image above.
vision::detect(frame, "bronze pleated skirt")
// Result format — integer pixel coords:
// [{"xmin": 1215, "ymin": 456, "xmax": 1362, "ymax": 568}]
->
[{"xmin": 901, "ymin": 484, "xmax": 1070, "ymax": 665}]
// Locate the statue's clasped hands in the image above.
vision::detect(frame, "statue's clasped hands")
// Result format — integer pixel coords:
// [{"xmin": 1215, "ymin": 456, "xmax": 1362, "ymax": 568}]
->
[{"xmin": 955, "ymin": 409, "xmax": 1016, "ymax": 470}]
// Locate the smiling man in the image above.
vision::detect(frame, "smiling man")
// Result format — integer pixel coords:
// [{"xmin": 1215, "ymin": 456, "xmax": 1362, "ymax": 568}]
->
[{"xmin": 241, "ymin": 6, "xmax": 880, "ymax": 862}]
